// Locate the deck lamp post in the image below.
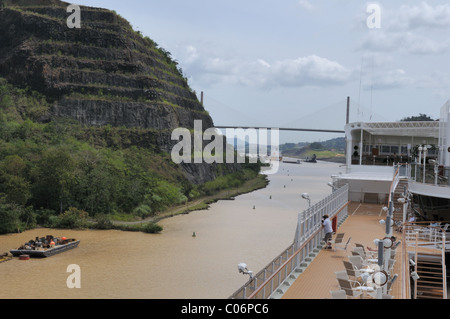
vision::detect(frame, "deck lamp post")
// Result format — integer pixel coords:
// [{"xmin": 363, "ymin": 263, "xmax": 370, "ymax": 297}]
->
[
  {"xmin": 237, "ymin": 263, "xmax": 253, "ymax": 279},
  {"xmin": 386, "ymin": 200, "xmax": 394, "ymax": 237},
  {"xmin": 433, "ymin": 161, "xmax": 438, "ymax": 185},
  {"xmin": 327, "ymin": 182, "xmax": 337, "ymax": 192},
  {"xmin": 422, "ymin": 146, "xmax": 427, "ymax": 184},
  {"xmin": 418, "ymin": 146, "xmax": 422, "ymax": 165},
  {"xmin": 301, "ymin": 193, "xmax": 311, "ymax": 207},
  {"xmin": 398, "ymin": 186, "xmax": 409, "ymax": 223},
  {"xmin": 398, "ymin": 197, "xmax": 407, "ymax": 223}
]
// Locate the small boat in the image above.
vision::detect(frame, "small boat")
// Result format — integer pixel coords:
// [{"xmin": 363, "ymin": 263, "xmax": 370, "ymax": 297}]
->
[
  {"xmin": 304, "ymin": 154, "xmax": 317, "ymax": 163},
  {"xmin": 282, "ymin": 158, "xmax": 301, "ymax": 164},
  {"xmin": 10, "ymin": 235, "xmax": 80, "ymax": 258}
]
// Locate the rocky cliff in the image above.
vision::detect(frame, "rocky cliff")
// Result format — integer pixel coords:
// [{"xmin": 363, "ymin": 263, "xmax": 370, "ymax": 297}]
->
[
  {"xmin": 0, "ymin": 0, "xmax": 223, "ymax": 184},
  {"xmin": 0, "ymin": 0, "xmax": 211, "ymax": 129}
]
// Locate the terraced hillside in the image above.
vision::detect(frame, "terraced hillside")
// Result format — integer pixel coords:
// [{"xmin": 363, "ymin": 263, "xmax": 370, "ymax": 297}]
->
[{"xmin": 0, "ymin": 0, "xmax": 212, "ymax": 131}]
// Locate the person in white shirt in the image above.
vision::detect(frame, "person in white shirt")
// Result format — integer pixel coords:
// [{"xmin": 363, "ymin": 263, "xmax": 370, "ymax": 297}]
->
[{"xmin": 322, "ymin": 214, "xmax": 333, "ymax": 249}]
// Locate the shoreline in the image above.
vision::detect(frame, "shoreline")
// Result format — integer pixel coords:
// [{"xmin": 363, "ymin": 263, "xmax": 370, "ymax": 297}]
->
[
  {"xmin": 112, "ymin": 173, "xmax": 269, "ymax": 226},
  {"xmin": 0, "ymin": 173, "xmax": 270, "ymax": 237}
]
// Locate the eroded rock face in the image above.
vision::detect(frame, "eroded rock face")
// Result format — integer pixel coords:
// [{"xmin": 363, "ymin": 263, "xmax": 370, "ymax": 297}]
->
[
  {"xmin": 0, "ymin": 0, "xmax": 212, "ymax": 131},
  {"xmin": 0, "ymin": 0, "xmax": 228, "ymax": 184}
]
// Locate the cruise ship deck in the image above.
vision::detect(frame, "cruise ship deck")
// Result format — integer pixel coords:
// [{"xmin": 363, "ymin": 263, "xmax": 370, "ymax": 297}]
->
[{"xmin": 281, "ymin": 202, "xmax": 402, "ymax": 299}]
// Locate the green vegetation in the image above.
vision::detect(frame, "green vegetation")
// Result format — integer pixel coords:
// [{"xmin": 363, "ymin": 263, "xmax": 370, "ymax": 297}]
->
[
  {"xmin": 0, "ymin": 78, "xmax": 265, "ymax": 234},
  {"xmin": 401, "ymin": 114, "xmax": 436, "ymax": 122},
  {"xmin": 280, "ymin": 137, "xmax": 345, "ymax": 161}
]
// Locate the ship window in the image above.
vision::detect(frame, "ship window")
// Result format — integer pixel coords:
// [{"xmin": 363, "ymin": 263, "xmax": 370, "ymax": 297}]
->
[
  {"xmin": 381, "ymin": 146, "xmax": 390, "ymax": 153},
  {"xmin": 401, "ymin": 146, "xmax": 408, "ymax": 154},
  {"xmin": 363, "ymin": 145, "xmax": 373, "ymax": 153},
  {"xmin": 391, "ymin": 146, "xmax": 399, "ymax": 154}
]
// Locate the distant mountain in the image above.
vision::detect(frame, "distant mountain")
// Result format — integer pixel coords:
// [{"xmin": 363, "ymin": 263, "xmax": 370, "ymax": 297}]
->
[
  {"xmin": 280, "ymin": 137, "xmax": 346, "ymax": 162},
  {"xmin": 319, "ymin": 137, "xmax": 346, "ymax": 151},
  {"xmin": 281, "ymin": 137, "xmax": 345, "ymax": 153}
]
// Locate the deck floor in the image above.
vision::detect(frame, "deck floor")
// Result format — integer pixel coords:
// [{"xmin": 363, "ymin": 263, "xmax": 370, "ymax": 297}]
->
[{"xmin": 282, "ymin": 202, "xmax": 403, "ymax": 299}]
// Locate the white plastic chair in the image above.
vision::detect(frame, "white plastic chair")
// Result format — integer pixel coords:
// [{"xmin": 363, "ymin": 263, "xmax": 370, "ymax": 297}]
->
[
  {"xmin": 343, "ymin": 260, "xmax": 364, "ymax": 281},
  {"xmin": 337, "ymin": 278, "xmax": 363, "ymax": 299},
  {"xmin": 348, "ymin": 255, "xmax": 369, "ymax": 269},
  {"xmin": 335, "ymin": 237, "xmax": 352, "ymax": 252},
  {"xmin": 328, "ymin": 233, "xmax": 345, "ymax": 250}
]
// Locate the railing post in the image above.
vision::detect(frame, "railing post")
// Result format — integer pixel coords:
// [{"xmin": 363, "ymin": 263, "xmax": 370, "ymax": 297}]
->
[{"xmin": 442, "ymin": 233, "xmax": 447, "ymax": 299}]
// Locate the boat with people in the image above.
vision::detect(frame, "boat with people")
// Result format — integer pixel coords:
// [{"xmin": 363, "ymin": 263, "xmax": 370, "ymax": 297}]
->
[{"xmin": 10, "ymin": 235, "xmax": 80, "ymax": 258}]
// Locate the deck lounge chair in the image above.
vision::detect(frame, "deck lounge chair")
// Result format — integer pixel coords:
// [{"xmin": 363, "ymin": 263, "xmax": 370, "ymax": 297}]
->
[
  {"xmin": 355, "ymin": 243, "xmax": 377, "ymax": 256},
  {"xmin": 327, "ymin": 233, "xmax": 345, "ymax": 249},
  {"xmin": 348, "ymin": 255, "xmax": 370, "ymax": 269},
  {"xmin": 334, "ymin": 237, "xmax": 351, "ymax": 252},
  {"xmin": 336, "ymin": 278, "xmax": 363, "ymax": 298},
  {"xmin": 335, "ymin": 270, "xmax": 349, "ymax": 281},
  {"xmin": 343, "ymin": 260, "xmax": 364, "ymax": 281},
  {"xmin": 351, "ymin": 246, "xmax": 366, "ymax": 258}
]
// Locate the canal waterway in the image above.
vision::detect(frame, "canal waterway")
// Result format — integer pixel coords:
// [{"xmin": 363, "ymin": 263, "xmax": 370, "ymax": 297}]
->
[{"xmin": 0, "ymin": 161, "xmax": 343, "ymax": 299}]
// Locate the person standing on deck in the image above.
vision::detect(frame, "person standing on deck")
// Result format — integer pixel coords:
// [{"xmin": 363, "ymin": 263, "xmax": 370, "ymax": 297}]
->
[{"xmin": 322, "ymin": 214, "xmax": 333, "ymax": 249}]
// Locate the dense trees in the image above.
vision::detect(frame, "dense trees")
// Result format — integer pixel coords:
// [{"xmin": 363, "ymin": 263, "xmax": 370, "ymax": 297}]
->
[
  {"xmin": 0, "ymin": 128, "xmax": 191, "ymax": 233},
  {"xmin": 0, "ymin": 78, "xmax": 263, "ymax": 234},
  {"xmin": 401, "ymin": 114, "xmax": 435, "ymax": 122}
]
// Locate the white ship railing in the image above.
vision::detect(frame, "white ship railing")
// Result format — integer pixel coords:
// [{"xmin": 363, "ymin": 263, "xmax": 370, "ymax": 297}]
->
[
  {"xmin": 229, "ymin": 184, "xmax": 349, "ymax": 299},
  {"xmin": 293, "ymin": 184, "xmax": 349, "ymax": 250},
  {"xmin": 389, "ymin": 165, "xmax": 401, "ymax": 203},
  {"xmin": 410, "ymin": 163, "xmax": 450, "ymax": 187},
  {"xmin": 404, "ymin": 223, "xmax": 448, "ymax": 248},
  {"xmin": 401, "ymin": 222, "xmax": 447, "ymax": 299}
]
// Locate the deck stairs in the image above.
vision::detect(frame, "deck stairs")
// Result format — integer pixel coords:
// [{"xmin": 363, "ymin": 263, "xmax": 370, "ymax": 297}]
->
[
  {"xmin": 404, "ymin": 222, "xmax": 448, "ymax": 299},
  {"xmin": 415, "ymin": 253, "xmax": 447, "ymax": 299},
  {"xmin": 392, "ymin": 178, "xmax": 408, "ymax": 222}
]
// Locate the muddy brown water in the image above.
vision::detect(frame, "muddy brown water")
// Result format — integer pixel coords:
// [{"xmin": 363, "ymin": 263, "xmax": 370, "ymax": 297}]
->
[{"xmin": 0, "ymin": 161, "xmax": 342, "ymax": 299}]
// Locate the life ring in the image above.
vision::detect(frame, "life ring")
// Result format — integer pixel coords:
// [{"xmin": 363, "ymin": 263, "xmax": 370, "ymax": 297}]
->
[
  {"xmin": 372, "ymin": 270, "xmax": 389, "ymax": 287},
  {"xmin": 19, "ymin": 255, "xmax": 30, "ymax": 260},
  {"xmin": 382, "ymin": 236, "xmax": 394, "ymax": 248}
]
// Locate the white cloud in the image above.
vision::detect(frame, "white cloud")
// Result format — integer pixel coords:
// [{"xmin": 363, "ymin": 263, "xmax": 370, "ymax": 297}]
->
[
  {"xmin": 182, "ymin": 45, "xmax": 198, "ymax": 64},
  {"xmin": 269, "ymin": 55, "xmax": 352, "ymax": 87},
  {"xmin": 369, "ymin": 69, "xmax": 414, "ymax": 90},
  {"xmin": 177, "ymin": 45, "xmax": 352, "ymax": 89},
  {"xmin": 297, "ymin": 0, "xmax": 315, "ymax": 11},
  {"xmin": 359, "ymin": 2, "xmax": 450, "ymax": 55},
  {"xmin": 394, "ymin": 2, "xmax": 450, "ymax": 30},
  {"xmin": 361, "ymin": 31, "xmax": 450, "ymax": 55}
]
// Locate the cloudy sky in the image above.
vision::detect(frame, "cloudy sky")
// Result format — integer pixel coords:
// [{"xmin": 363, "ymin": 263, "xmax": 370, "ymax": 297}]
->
[{"xmin": 75, "ymin": 0, "xmax": 450, "ymax": 142}]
